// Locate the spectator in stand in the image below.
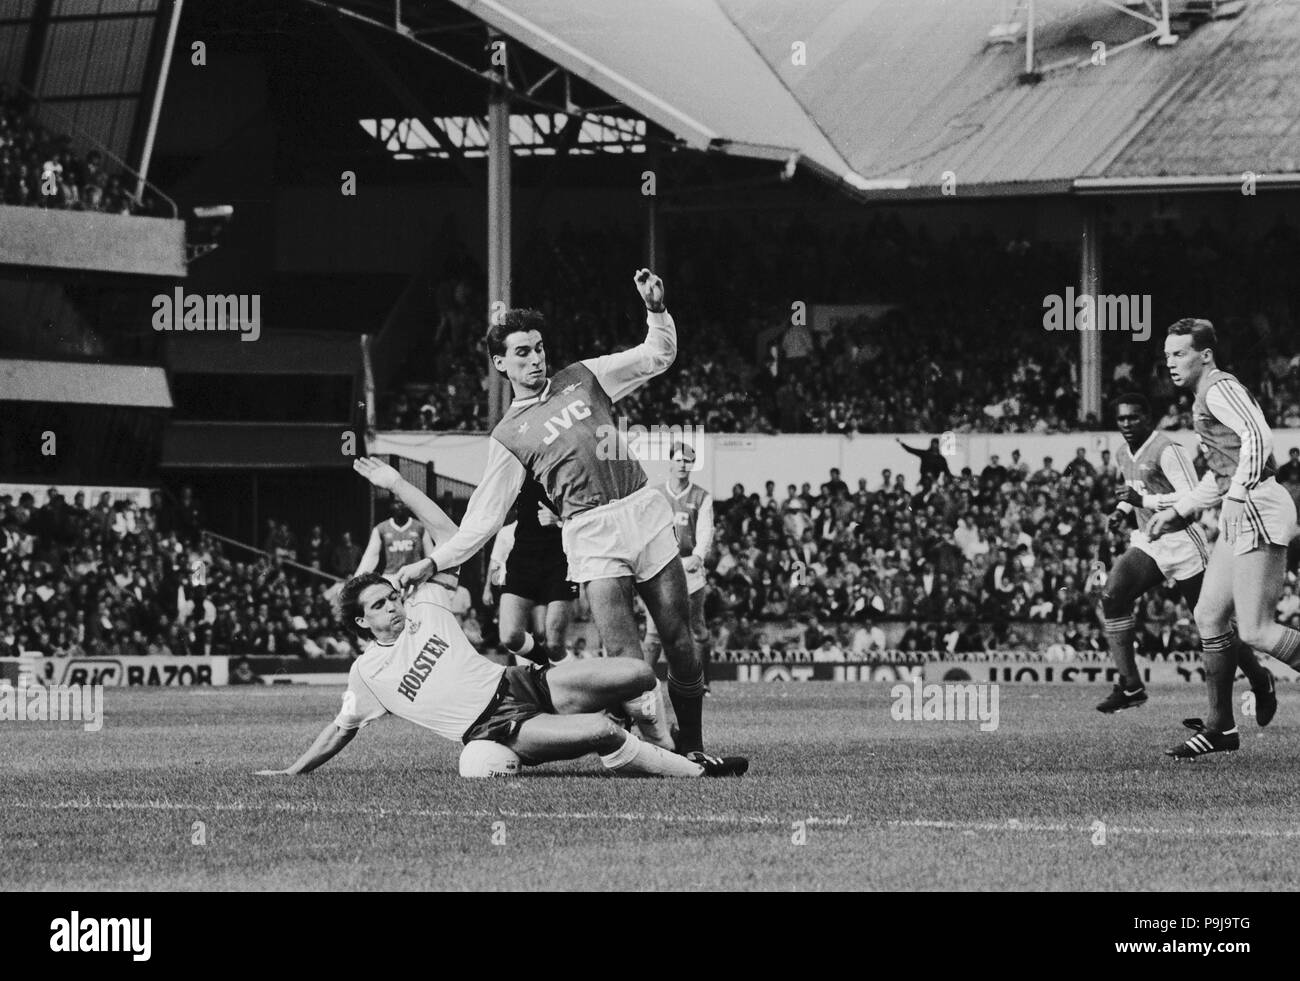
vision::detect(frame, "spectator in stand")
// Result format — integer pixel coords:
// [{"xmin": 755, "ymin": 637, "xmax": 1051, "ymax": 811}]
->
[
  {"xmin": 1062, "ymin": 447, "xmax": 1095, "ymax": 480},
  {"xmin": 1278, "ymin": 447, "xmax": 1300, "ymax": 485},
  {"xmin": 330, "ymin": 531, "xmax": 362, "ymax": 578},
  {"xmin": 981, "ymin": 455, "xmax": 1008, "ymax": 488},
  {"xmin": 895, "ymin": 437, "xmax": 951, "ymax": 485},
  {"xmin": 1028, "ymin": 457, "xmax": 1059, "ymax": 487}
]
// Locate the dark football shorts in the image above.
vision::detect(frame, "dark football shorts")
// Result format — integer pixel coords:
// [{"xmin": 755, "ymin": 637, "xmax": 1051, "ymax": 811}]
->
[
  {"xmin": 462, "ymin": 665, "xmax": 556, "ymax": 747},
  {"xmin": 503, "ymin": 546, "xmax": 578, "ymax": 605}
]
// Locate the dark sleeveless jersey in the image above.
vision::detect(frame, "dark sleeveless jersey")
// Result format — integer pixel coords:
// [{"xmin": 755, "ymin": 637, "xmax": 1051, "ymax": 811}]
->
[{"xmin": 378, "ymin": 518, "xmax": 423, "ymax": 574}]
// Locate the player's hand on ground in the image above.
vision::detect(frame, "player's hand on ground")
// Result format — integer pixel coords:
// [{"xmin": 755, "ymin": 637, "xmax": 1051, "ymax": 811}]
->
[
  {"xmin": 634, "ymin": 268, "xmax": 665, "ymax": 312},
  {"xmin": 353, "ymin": 457, "xmax": 401, "ymax": 490},
  {"xmin": 1145, "ymin": 508, "xmax": 1186, "ymax": 541},
  {"xmin": 537, "ymin": 505, "xmax": 560, "ymax": 527}
]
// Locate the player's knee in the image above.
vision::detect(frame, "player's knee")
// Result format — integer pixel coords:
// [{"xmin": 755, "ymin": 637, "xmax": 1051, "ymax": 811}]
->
[
  {"xmin": 1099, "ymin": 583, "xmax": 1132, "ymax": 618},
  {"xmin": 627, "ymin": 659, "xmax": 656, "ymax": 693},
  {"xmin": 501, "ymin": 625, "xmax": 528, "ymax": 650},
  {"xmin": 1193, "ymin": 603, "xmax": 1227, "ymax": 638}
]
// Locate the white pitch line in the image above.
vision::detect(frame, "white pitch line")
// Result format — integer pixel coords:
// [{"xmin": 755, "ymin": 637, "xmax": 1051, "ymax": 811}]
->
[
  {"xmin": 3, "ymin": 799, "xmax": 851, "ymax": 828},
  {"xmin": 890, "ymin": 818, "xmax": 1300, "ymax": 839},
  {"xmin": 9, "ymin": 801, "xmax": 1300, "ymax": 839}
]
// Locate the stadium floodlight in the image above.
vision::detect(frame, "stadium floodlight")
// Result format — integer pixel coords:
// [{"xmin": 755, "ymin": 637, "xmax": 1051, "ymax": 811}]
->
[{"xmin": 193, "ymin": 205, "xmax": 234, "ymax": 220}]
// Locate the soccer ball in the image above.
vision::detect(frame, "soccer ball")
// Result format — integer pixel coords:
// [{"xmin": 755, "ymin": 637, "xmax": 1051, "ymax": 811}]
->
[{"xmin": 458, "ymin": 740, "xmax": 521, "ymax": 778}]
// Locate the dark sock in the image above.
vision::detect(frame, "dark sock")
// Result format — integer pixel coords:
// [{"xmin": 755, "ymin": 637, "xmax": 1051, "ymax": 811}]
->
[
  {"xmin": 508, "ymin": 634, "xmax": 548, "ymax": 666},
  {"xmin": 667, "ymin": 670, "xmax": 705, "ymax": 753},
  {"xmin": 1202, "ymin": 631, "xmax": 1236, "ymax": 732},
  {"xmin": 1233, "ymin": 638, "xmax": 1273, "ymax": 691},
  {"xmin": 1103, "ymin": 613, "xmax": 1140, "ymax": 689}
]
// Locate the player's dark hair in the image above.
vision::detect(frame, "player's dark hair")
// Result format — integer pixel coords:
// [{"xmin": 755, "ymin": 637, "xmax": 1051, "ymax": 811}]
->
[
  {"xmin": 336, "ymin": 572, "xmax": 393, "ymax": 640},
  {"xmin": 1166, "ymin": 317, "xmax": 1217, "ymax": 353},
  {"xmin": 669, "ymin": 440, "xmax": 696, "ymax": 460},
  {"xmin": 1111, "ymin": 392, "xmax": 1149, "ymax": 416},
  {"xmin": 486, "ymin": 308, "xmax": 547, "ymax": 359}
]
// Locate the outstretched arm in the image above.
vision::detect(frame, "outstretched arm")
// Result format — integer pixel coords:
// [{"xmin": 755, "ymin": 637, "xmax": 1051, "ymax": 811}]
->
[
  {"xmin": 354, "ymin": 527, "xmax": 382, "ymax": 576},
  {"xmin": 581, "ymin": 270, "xmax": 676, "ymax": 403},
  {"xmin": 256, "ymin": 722, "xmax": 356, "ymax": 776},
  {"xmin": 353, "ymin": 457, "xmax": 459, "ymax": 545}
]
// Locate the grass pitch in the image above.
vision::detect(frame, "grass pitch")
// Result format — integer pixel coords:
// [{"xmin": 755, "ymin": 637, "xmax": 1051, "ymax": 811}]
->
[{"xmin": 4, "ymin": 683, "xmax": 1300, "ymax": 891}]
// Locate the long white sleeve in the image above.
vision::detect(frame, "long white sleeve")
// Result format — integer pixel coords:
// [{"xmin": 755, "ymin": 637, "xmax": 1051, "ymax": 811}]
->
[
  {"xmin": 692, "ymin": 493, "xmax": 714, "ymax": 562},
  {"xmin": 1207, "ymin": 378, "xmax": 1272, "ymax": 497},
  {"xmin": 580, "ymin": 309, "xmax": 676, "ymax": 403},
  {"xmin": 429, "ymin": 437, "xmax": 526, "ymax": 571},
  {"xmin": 1142, "ymin": 441, "xmax": 1216, "ymax": 515}
]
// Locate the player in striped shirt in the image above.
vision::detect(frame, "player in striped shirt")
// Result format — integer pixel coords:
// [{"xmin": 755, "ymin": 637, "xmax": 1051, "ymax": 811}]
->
[
  {"xmin": 1097, "ymin": 393, "xmax": 1276, "ymax": 720},
  {"xmin": 255, "ymin": 458, "xmax": 746, "ymax": 779},
  {"xmin": 1147, "ymin": 319, "xmax": 1299, "ymax": 757},
  {"xmin": 411, "ymin": 270, "xmax": 726, "ymax": 765}
]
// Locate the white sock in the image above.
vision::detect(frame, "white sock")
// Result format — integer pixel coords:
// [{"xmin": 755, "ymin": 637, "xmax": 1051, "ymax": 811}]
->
[
  {"xmin": 621, "ymin": 681, "xmax": 674, "ymax": 749},
  {"xmin": 600, "ymin": 730, "xmax": 703, "ymax": 778}
]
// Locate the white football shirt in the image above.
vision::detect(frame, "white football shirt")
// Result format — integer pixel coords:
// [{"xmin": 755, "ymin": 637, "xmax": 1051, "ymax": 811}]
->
[{"xmin": 333, "ymin": 582, "xmax": 505, "ymax": 741}]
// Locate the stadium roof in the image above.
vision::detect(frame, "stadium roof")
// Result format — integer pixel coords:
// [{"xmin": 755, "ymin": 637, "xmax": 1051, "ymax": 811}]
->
[{"xmin": 447, "ymin": 0, "xmax": 1300, "ymax": 198}]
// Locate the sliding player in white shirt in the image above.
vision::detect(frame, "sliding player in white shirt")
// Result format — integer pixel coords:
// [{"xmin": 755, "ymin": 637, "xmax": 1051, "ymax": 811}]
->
[
  {"xmin": 255, "ymin": 458, "xmax": 746, "ymax": 778},
  {"xmin": 1097, "ymin": 393, "xmax": 1276, "ymax": 720},
  {"xmin": 410, "ymin": 270, "xmax": 729, "ymax": 766},
  {"xmin": 1148, "ymin": 319, "xmax": 1300, "ymax": 757}
]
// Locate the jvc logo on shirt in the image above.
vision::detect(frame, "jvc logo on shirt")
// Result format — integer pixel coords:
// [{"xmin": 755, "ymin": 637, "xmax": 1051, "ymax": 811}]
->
[
  {"xmin": 541, "ymin": 400, "xmax": 591, "ymax": 445},
  {"xmin": 50, "ymin": 911, "xmax": 151, "ymax": 961},
  {"xmin": 396, "ymin": 634, "xmax": 450, "ymax": 701}
]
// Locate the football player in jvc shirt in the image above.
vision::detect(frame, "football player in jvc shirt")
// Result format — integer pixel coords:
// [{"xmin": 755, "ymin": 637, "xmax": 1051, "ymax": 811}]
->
[
  {"xmin": 1148, "ymin": 319, "xmax": 1300, "ymax": 757},
  {"xmin": 1097, "ymin": 392, "xmax": 1276, "ymax": 722},
  {"xmin": 414, "ymin": 270, "xmax": 730, "ymax": 767}
]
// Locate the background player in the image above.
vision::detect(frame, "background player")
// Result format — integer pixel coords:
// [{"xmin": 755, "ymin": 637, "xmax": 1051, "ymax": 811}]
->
[
  {"xmin": 354, "ymin": 494, "xmax": 434, "ymax": 577},
  {"xmin": 484, "ymin": 475, "xmax": 576, "ymax": 667},
  {"xmin": 256, "ymin": 458, "xmax": 746, "ymax": 778},
  {"xmin": 644, "ymin": 441, "xmax": 713, "ymax": 694},
  {"xmin": 1147, "ymin": 319, "xmax": 1300, "ymax": 757},
  {"xmin": 1098, "ymin": 393, "xmax": 1277, "ymax": 722},
  {"xmin": 413, "ymin": 270, "xmax": 723, "ymax": 765}
]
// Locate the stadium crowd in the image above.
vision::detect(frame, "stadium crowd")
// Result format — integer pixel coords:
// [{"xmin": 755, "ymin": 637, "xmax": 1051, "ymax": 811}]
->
[
  {"xmin": 0, "ymin": 487, "xmax": 360, "ymax": 661},
  {"xmin": 382, "ymin": 212, "xmax": 1300, "ymax": 435},
  {"xmin": 0, "ymin": 84, "xmax": 147, "ymax": 215},
  {"xmin": 6, "ymin": 444, "xmax": 1300, "ymax": 662},
  {"xmin": 693, "ymin": 450, "xmax": 1300, "ymax": 661}
]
